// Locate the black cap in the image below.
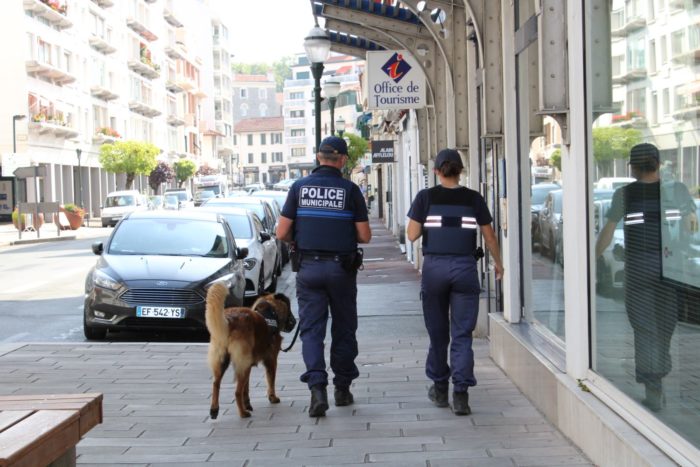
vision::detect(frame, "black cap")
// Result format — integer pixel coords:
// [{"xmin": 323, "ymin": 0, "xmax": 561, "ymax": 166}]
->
[
  {"xmin": 435, "ymin": 148, "xmax": 463, "ymax": 169},
  {"xmin": 629, "ymin": 143, "xmax": 659, "ymax": 166},
  {"xmin": 319, "ymin": 136, "xmax": 348, "ymax": 155}
]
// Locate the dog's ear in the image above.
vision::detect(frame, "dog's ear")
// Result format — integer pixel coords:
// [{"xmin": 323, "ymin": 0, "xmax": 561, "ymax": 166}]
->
[{"xmin": 274, "ymin": 293, "xmax": 290, "ymax": 308}]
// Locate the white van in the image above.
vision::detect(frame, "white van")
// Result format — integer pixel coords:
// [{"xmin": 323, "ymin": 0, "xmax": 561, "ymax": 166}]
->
[{"xmin": 100, "ymin": 190, "xmax": 148, "ymax": 227}]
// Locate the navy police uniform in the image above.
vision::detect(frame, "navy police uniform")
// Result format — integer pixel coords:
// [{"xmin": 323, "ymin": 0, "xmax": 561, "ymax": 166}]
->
[
  {"xmin": 408, "ymin": 185, "xmax": 492, "ymax": 392},
  {"xmin": 281, "ymin": 153, "xmax": 368, "ymax": 390}
]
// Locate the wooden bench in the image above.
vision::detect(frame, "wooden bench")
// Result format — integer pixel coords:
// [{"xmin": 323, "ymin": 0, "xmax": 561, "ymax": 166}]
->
[{"xmin": 0, "ymin": 393, "xmax": 103, "ymax": 467}]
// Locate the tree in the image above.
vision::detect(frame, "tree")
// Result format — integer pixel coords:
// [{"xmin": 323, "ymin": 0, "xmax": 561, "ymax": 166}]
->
[
  {"xmin": 592, "ymin": 127, "xmax": 642, "ymax": 176},
  {"xmin": 196, "ymin": 164, "xmax": 217, "ymax": 176},
  {"xmin": 148, "ymin": 162, "xmax": 174, "ymax": 193},
  {"xmin": 343, "ymin": 133, "xmax": 369, "ymax": 177},
  {"xmin": 174, "ymin": 160, "xmax": 197, "ymax": 187},
  {"xmin": 549, "ymin": 149, "xmax": 562, "ymax": 171},
  {"xmin": 99, "ymin": 140, "xmax": 159, "ymax": 189},
  {"xmin": 232, "ymin": 56, "xmax": 292, "ymax": 91}
]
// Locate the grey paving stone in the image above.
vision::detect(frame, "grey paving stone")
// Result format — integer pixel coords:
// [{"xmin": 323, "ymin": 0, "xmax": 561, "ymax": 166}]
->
[
  {"xmin": 77, "ymin": 453, "xmax": 210, "ymax": 464},
  {"xmin": 369, "ymin": 448, "xmax": 488, "ymax": 462}
]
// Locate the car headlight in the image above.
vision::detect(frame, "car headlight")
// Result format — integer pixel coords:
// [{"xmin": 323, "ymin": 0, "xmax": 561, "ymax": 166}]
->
[
  {"xmin": 93, "ymin": 270, "xmax": 121, "ymax": 290},
  {"xmin": 243, "ymin": 258, "xmax": 257, "ymax": 270},
  {"xmin": 205, "ymin": 275, "xmax": 234, "ymax": 290}
]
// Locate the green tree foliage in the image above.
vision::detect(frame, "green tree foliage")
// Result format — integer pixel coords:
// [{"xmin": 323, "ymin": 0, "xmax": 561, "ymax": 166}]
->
[
  {"xmin": 174, "ymin": 160, "xmax": 197, "ymax": 187},
  {"xmin": 148, "ymin": 162, "xmax": 174, "ymax": 193},
  {"xmin": 232, "ymin": 56, "xmax": 292, "ymax": 91},
  {"xmin": 549, "ymin": 149, "xmax": 562, "ymax": 171},
  {"xmin": 343, "ymin": 133, "xmax": 369, "ymax": 176},
  {"xmin": 592, "ymin": 127, "xmax": 642, "ymax": 176},
  {"xmin": 99, "ymin": 140, "xmax": 159, "ymax": 189}
]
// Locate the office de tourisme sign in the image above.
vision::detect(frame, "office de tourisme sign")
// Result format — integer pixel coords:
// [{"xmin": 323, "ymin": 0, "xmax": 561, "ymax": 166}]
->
[{"xmin": 367, "ymin": 50, "xmax": 425, "ymax": 110}]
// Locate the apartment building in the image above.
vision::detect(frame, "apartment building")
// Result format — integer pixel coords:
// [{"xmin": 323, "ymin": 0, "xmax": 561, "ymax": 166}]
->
[
  {"xmin": 233, "ymin": 117, "xmax": 284, "ymax": 186},
  {"xmin": 232, "ymin": 73, "xmax": 280, "ymax": 124},
  {"xmin": 211, "ymin": 18, "xmax": 235, "ymax": 182},
  {"xmin": 0, "ymin": 0, "xmax": 226, "ymax": 219},
  {"xmin": 283, "ymin": 54, "xmax": 364, "ymax": 179}
]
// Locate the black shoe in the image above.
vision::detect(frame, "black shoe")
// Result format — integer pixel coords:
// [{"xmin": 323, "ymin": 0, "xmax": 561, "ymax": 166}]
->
[
  {"xmin": 641, "ymin": 381, "xmax": 664, "ymax": 412},
  {"xmin": 452, "ymin": 391, "xmax": 471, "ymax": 416},
  {"xmin": 428, "ymin": 384, "xmax": 449, "ymax": 408},
  {"xmin": 309, "ymin": 385, "xmax": 329, "ymax": 417},
  {"xmin": 334, "ymin": 386, "xmax": 354, "ymax": 407}
]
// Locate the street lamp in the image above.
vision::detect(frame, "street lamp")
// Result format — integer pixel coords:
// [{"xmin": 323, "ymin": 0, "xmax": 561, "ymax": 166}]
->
[
  {"xmin": 11, "ymin": 115, "xmax": 26, "ymax": 210},
  {"xmin": 304, "ymin": 23, "xmax": 331, "ymax": 159},
  {"xmin": 76, "ymin": 148, "xmax": 83, "ymax": 208},
  {"xmin": 323, "ymin": 79, "xmax": 341, "ymax": 135},
  {"xmin": 336, "ymin": 116, "xmax": 346, "ymax": 138}
]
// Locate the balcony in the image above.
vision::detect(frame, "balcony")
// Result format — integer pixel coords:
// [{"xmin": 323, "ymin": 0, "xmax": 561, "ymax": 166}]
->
[
  {"xmin": 92, "ymin": 128, "xmax": 121, "ymax": 144},
  {"xmin": 286, "ymin": 136, "xmax": 306, "ymax": 145},
  {"xmin": 610, "ymin": 111, "xmax": 648, "ymax": 129},
  {"xmin": 29, "ymin": 119, "xmax": 80, "ymax": 139},
  {"xmin": 164, "ymin": 44, "xmax": 186, "ymax": 61},
  {"xmin": 23, "ymin": 0, "xmax": 72, "ymax": 30},
  {"xmin": 175, "ymin": 75, "xmax": 197, "ymax": 91},
  {"xmin": 217, "ymin": 136, "xmax": 234, "ymax": 156},
  {"xmin": 127, "ymin": 59, "xmax": 160, "ymax": 79},
  {"xmin": 126, "ymin": 17, "xmax": 158, "ymax": 41},
  {"xmin": 91, "ymin": 0, "xmax": 114, "ymax": 7},
  {"xmin": 671, "ymin": 47, "xmax": 700, "ymax": 66},
  {"xmin": 285, "ymin": 117, "xmax": 306, "ymax": 126},
  {"xmin": 128, "ymin": 99, "xmax": 161, "ymax": 117},
  {"xmin": 165, "ymin": 80, "xmax": 184, "ymax": 93},
  {"xmin": 611, "ymin": 67, "xmax": 647, "ymax": 85},
  {"xmin": 184, "ymin": 113, "xmax": 197, "ymax": 128},
  {"xmin": 167, "ymin": 113, "xmax": 186, "ymax": 126},
  {"xmin": 88, "ymin": 33, "xmax": 117, "ymax": 55},
  {"xmin": 163, "ymin": 8, "xmax": 183, "ymax": 28},
  {"xmin": 192, "ymin": 87, "xmax": 208, "ymax": 99},
  {"xmin": 90, "ymin": 85, "xmax": 119, "ymax": 101},
  {"xmin": 26, "ymin": 60, "xmax": 76, "ymax": 85},
  {"xmin": 611, "ymin": 14, "xmax": 646, "ymax": 38}
]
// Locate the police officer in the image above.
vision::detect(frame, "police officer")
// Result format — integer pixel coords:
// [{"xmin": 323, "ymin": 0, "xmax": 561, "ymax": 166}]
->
[
  {"xmin": 407, "ymin": 148, "xmax": 503, "ymax": 415},
  {"xmin": 276, "ymin": 136, "xmax": 371, "ymax": 417}
]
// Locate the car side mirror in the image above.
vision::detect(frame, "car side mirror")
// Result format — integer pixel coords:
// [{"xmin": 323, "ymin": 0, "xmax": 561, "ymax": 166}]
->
[
  {"xmin": 236, "ymin": 247, "xmax": 248, "ymax": 260},
  {"xmin": 91, "ymin": 241, "xmax": 104, "ymax": 255},
  {"xmin": 260, "ymin": 232, "xmax": 272, "ymax": 242}
]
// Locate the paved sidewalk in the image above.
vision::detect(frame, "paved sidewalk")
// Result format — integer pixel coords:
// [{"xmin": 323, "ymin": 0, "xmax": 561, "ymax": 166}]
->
[
  {"xmin": 0, "ymin": 220, "xmax": 592, "ymax": 466},
  {"xmin": 0, "ymin": 219, "xmax": 109, "ymax": 247}
]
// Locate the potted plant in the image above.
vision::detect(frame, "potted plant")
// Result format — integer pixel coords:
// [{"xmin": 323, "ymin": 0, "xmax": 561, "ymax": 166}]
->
[
  {"xmin": 60, "ymin": 203, "xmax": 85, "ymax": 230},
  {"xmin": 12, "ymin": 207, "xmax": 44, "ymax": 231}
]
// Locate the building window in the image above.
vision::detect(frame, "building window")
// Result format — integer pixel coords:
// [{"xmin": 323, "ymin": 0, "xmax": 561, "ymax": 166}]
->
[
  {"xmin": 272, "ymin": 152, "xmax": 283, "ymax": 162},
  {"xmin": 296, "ymin": 71, "xmax": 310, "ymax": 79},
  {"xmin": 248, "ymin": 153, "xmax": 254, "ymax": 163},
  {"xmin": 259, "ymin": 103, "xmax": 268, "ymax": 117},
  {"xmin": 291, "ymin": 147, "xmax": 305, "ymax": 157},
  {"xmin": 272, "ymin": 133, "xmax": 282, "ymax": 144},
  {"xmin": 260, "ymin": 133, "xmax": 266, "ymax": 145},
  {"xmin": 289, "ymin": 91, "xmax": 304, "ymax": 100},
  {"xmin": 240, "ymin": 88, "xmax": 248, "ymax": 99},
  {"xmin": 290, "ymin": 110, "xmax": 305, "ymax": 118},
  {"xmin": 259, "ymin": 88, "xmax": 267, "ymax": 99},
  {"xmin": 291, "ymin": 129, "xmax": 305, "ymax": 136},
  {"xmin": 247, "ymin": 134, "xmax": 253, "ymax": 145},
  {"xmin": 240, "ymin": 103, "xmax": 248, "ymax": 117},
  {"xmin": 262, "ymin": 172, "xmax": 268, "ymax": 183},
  {"xmin": 261, "ymin": 152, "xmax": 267, "ymax": 163}
]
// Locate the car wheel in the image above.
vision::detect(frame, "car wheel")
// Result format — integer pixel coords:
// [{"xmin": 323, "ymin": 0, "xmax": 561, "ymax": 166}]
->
[{"xmin": 84, "ymin": 315, "xmax": 107, "ymax": 340}]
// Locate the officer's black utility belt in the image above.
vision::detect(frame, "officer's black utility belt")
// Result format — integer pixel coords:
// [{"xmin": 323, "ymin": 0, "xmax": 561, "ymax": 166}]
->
[
  {"xmin": 294, "ymin": 249, "xmax": 364, "ymax": 273},
  {"xmin": 300, "ymin": 251, "xmax": 351, "ymax": 261}
]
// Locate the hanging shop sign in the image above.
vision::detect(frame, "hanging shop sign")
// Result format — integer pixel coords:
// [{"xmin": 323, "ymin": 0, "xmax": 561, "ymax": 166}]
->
[
  {"xmin": 371, "ymin": 140, "xmax": 395, "ymax": 163},
  {"xmin": 367, "ymin": 50, "xmax": 425, "ymax": 110}
]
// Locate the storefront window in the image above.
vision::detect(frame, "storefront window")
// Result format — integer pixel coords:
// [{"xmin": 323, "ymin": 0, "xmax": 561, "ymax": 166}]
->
[{"xmin": 589, "ymin": 0, "xmax": 700, "ymax": 447}]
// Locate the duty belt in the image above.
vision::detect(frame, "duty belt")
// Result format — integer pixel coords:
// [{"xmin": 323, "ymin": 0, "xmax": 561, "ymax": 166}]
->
[{"xmin": 300, "ymin": 251, "xmax": 350, "ymax": 261}]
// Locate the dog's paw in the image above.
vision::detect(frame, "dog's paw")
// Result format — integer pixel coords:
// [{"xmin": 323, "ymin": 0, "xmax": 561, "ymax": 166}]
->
[
  {"xmin": 244, "ymin": 399, "xmax": 253, "ymax": 411},
  {"xmin": 269, "ymin": 395, "xmax": 280, "ymax": 404},
  {"xmin": 210, "ymin": 408, "xmax": 219, "ymax": 419},
  {"xmin": 239, "ymin": 410, "xmax": 251, "ymax": 418}
]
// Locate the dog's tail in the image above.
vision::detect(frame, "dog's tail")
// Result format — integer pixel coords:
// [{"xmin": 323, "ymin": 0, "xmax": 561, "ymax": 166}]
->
[{"xmin": 205, "ymin": 282, "xmax": 229, "ymax": 342}]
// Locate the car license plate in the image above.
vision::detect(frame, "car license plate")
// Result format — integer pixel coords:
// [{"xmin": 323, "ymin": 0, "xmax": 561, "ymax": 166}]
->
[{"xmin": 136, "ymin": 306, "xmax": 185, "ymax": 318}]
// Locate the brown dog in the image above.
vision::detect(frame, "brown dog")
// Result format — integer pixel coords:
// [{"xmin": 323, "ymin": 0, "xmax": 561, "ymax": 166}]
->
[{"xmin": 206, "ymin": 282, "xmax": 296, "ymax": 419}]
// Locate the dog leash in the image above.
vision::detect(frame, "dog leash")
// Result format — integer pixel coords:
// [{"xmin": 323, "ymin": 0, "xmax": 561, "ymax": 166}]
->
[{"xmin": 282, "ymin": 321, "xmax": 300, "ymax": 352}]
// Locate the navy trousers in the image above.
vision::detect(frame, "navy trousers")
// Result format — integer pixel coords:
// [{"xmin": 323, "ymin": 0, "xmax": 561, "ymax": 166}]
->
[
  {"xmin": 421, "ymin": 254, "xmax": 481, "ymax": 392},
  {"xmin": 296, "ymin": 257, "xmax": 359, "ymax": 389}
]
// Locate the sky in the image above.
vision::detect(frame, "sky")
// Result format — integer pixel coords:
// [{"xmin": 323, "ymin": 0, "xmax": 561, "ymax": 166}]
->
[{"xmin": 211, "ymin": 0, "xmax": 317, "ymax": 64}]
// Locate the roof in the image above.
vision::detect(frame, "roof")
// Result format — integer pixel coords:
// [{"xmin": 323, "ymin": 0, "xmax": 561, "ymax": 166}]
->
[
  {"xmin": 234, "ymin": 117, "xmax": 284, "ymax": 133},
  {"xmin": 233, "ymin": 74, "xmax": 273, "ymax": 83}
]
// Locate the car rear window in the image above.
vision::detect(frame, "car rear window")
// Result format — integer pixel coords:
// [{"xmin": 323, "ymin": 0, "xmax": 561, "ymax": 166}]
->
[
  {"xmin": 221, "ymin": 214, "xmax": 253, "ymax": 239},
  {"xmin": 209, "ymin": 200, "xmax": 265, "ymax": 220},
  {"xmin": 108, "ymin": 218, "xmax": 229, "ymax": 258},
  {"xmin": 105, "ymin": 195, "xmax": 135, "ymax": 207}
]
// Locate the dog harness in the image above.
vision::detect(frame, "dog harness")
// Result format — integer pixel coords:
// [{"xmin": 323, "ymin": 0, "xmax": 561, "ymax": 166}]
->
[{"xmin": 256, "ymin": 305, "xmax": 279, "ymax": 332}]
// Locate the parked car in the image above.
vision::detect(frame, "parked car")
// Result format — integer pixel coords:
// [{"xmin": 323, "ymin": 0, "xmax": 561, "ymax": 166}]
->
[
  {"xmin": 194, "ymin": 189, "xmax": 217, "ymax": 207},
  {"xmin": 100, "ymin": 190, "xmax": 149, "ymax": 227},
  {"xmin": 147, "ymin": 195, "xmax": 164, "ymax": 210},
  {"xmin": 272, "ymin": 179, "xmax": 296, "ymax": 191},
  {"xmin": 538, "ymin": 189, "xmax": 563, "ymax": 261},
  {"xmin": 163, "ymin": 195, "xmax": 179, "ymax": 210},
  {"xmin": 198, "ymin": 206, "xmax": 279, "ymax": 299},
  {"xmin": 164, "ymin": 188, "xmax": 194, "ymax": 209},
  {"xmin": 201, "ymin": 197, "xmax": 282, "ymax": 273},
  {"xmin": 530, "ymin": 182, "xmax": 560, "ymax": 247},
  {"xmin": 83, "ymin": 210, "xmax": 248, "ymax": 340},
  {"xmin": 244, "ymin": 182, "xmax": 266, "ymax": 193},
  {"xmin": 250, "ymin": 190, "xmax": 291, "ymax": 264},
  {"xmin": 595, "ymin": 177, "xmax": 635, "ymax": 191}
]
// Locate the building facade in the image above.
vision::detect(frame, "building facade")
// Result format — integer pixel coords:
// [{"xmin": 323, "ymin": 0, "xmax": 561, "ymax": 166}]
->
[
  {"xmin": 0, "ymin": 0, "xmax": 226, "ymax": 220},
  {"xmin": 231, "ymin": 73, "xmax": 280, "ymax": 124},
  {"xmin": 233, "ymin": 116, "xmax": 284, "ymax": 186}
]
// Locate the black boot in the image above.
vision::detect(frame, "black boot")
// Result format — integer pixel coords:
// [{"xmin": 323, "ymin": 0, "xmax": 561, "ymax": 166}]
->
[
  {"xmin": 641, "ymin": 381, "xmax": 664, "ymax": 412},
  {"xmin": 309, "ymin": 384, "xmax": 329, "ymax": 417},
  {"xmin": 452, "ymin": 390, "xmax": 471, "ymax": 416},
  {"xmin": 428, "ymin": 383, "xmax": 449, "ymax": 408},
  {"xmin": 334, "ymin": 386, "xmax": 354, "ymax": 407}
]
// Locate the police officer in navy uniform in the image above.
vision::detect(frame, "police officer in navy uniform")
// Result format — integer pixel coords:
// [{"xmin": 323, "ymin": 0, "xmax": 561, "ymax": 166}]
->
[
  {"xmin": 276, "ymin": 136, "xmax": 372, "ymax": 417},
  {"xmin": 407, "ymin": 148, "xmax": 503, "ymax": 415}
]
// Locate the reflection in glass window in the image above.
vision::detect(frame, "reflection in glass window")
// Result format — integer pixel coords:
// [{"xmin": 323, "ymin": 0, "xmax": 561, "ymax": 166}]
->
[{"xmin": 590, "ymin": 0, "xmax": 700, "ymax": 448}]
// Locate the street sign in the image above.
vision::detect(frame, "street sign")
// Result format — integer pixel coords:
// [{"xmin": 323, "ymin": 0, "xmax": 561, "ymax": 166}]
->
[
  {"xmin": 13, "ymin": 166, "xmax": 46, "ymax": 179},
  {"xmin": 371, "ymin": 140, "xmax": 395, "ymax": 163}
]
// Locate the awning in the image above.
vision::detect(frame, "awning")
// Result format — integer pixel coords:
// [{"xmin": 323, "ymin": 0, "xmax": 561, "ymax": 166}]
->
[
  {"xmin": 269, "ymin": 165, "xmax": 286, "ymax": 172},
  {"xmin": 243, "ymin": 166, "xmax": 259, "ymax": 173}
]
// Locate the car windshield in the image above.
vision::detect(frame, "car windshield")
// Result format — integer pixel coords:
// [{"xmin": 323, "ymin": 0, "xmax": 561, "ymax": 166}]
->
[
  {"xmin": 196, "ymin": 190, "xmax": 215, "ymax": 200},
  {"xmin": 531, "ymin": 186, "xmax": 557, "ymax": 205},
  {"xmin": 105, "ymin": 195, "xmax": 135, "ymax": 207},
  {"xmin": 220, "ymin": 214, "xmax": 253, "ymax": 239},
  {"xmin": 108, "ymin": 218, "xmax": 229, "ymax": 258}
]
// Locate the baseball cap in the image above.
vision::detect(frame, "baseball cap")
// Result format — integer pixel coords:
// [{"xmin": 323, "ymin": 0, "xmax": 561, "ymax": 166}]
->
[
  {"xmin": 318, "ymin": 136, "xmax": 348, "ymax": 155},
  {"xmin": 629, "ymin": 143, "xmax": 659, "ymax": 166},
  {"xmin": 435, "ymin": 148, "xmax": 463, "ymax": 169}
]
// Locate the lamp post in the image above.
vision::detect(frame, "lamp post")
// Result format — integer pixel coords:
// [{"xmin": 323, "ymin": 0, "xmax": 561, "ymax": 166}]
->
[
  {"xmin": 335, "ymin": 116, "xmax": 346, "ymax": 138},
  {"xmin": 11, "ymin": 115, "xmax": 26, "ymax": 210},
  {"xmin": 304, "ymin": 24, "xmax": 331, "ymax": 161},
  {"xmin": 323, "ymin": 80, "xmax": 340, "ymax": 136},
  {"xmin": 76, "ymin": 148, "xmax": 83, "ymax": 208}
]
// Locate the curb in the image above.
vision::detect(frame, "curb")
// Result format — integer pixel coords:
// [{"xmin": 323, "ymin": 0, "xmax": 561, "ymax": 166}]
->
[{"xmin": 8, "ymin": 234, "xmax": 78, "ymax": 246}]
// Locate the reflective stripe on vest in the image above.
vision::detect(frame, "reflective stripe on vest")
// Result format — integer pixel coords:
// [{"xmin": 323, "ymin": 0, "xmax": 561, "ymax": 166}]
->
[{"xmin": 424, "ymin": 215, "xmax": 477, "ymax": 229}]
